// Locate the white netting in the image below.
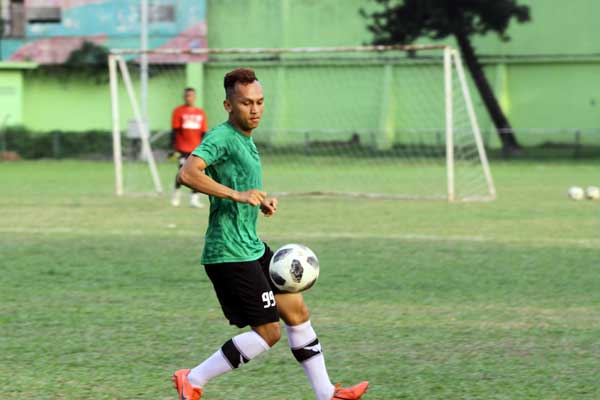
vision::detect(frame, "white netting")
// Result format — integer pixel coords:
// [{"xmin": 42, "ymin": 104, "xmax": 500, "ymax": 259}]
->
[{"xmin": 109, "ymin": 46, "xmax": 495, "ymax": 200}]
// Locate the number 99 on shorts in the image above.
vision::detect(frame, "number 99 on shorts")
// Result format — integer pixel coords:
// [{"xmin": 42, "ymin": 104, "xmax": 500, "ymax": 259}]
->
[{"xmin": 262, "ymin": 291, "xmax": 276, "ymax": 308}]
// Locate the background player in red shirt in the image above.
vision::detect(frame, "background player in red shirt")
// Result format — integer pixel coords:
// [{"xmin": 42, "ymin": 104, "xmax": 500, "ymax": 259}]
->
[{"xmin": 171, "ymin": 87, "xmax": 208, "ymax": 208}]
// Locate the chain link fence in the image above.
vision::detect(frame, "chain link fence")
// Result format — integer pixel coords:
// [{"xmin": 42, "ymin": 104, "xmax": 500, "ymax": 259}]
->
[{"xmin": 2, "ymin": 124, "xmax": 600, "ymax": 161}]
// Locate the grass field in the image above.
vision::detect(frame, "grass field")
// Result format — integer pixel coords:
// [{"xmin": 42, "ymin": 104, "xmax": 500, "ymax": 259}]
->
[{"xmin": 1, "ymin": 159, "xmax": 599, "ymax": 399}]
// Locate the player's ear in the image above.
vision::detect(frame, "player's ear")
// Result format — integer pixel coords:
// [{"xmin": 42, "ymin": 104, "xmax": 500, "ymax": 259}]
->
[{"xmin": 223, "ymin": 98, "xmax": 233, "ymax": 113}]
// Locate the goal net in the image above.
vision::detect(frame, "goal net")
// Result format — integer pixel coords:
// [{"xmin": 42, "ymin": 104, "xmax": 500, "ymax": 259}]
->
[{"xmin": 109, "ymin": 45, "xmax": 495, "ymax": 201}]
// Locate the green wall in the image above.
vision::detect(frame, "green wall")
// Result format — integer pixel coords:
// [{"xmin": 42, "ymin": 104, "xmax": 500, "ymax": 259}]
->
[
  {"xmin": 207, "ymin": 0, "xmax": 370, "ymax": 49},
  {"xmin": 206, "ymin": 0, "xmax": 600, "ymax": 55},
  {"xmin": 204, "ymin": 0, "xmax": 600, "ymax": 146},
  {"xmin": 201, "ymin": 59, "xmax": 455, "ymax": 149},
  {"xmin": 22, "ymin": 67, "xmax": 185, "ymax": 133},
  {"xmin": 11, "ymin": 0, "xmax": 600, "ymax": 148},
  {"xmin": 0, "ymin": 70, "xmax": 23, "ymax": 127},
  {"xmin": 471, "ymin": 0, "xmax": 600, "ymax": 55},
  {"xmin": 0, "ymin": 63, "xmax": 36, "ymax": 127}
]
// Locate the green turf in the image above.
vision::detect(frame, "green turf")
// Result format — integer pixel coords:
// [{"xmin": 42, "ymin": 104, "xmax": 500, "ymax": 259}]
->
[{"xmin": 1, "ymin": 160, "xmax": 599, "ymax": 399}]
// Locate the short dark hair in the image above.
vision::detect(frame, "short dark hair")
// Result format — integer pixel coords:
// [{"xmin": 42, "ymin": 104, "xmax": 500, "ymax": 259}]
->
[
  {"xmin": 224, "ymin": 68, "xmax": 258, "ymax": 97},
  {"xmin": 184, "ymin": 87, "xmax": 195, "ymax": 93}
]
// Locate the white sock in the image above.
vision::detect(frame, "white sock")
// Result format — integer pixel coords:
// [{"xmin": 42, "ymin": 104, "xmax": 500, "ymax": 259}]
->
[
  {"xmin": 187, "ymin": 348, "xmax": 231, "ymax": 388},
  {"xmin": 286, "ymin": 321, "xmax": 335, "ymax": 400},
  {"xmin": 188, "ymin": 331, "xmax": 270, "ymax": 388},
  {"xmin": 171, "ymin": 189, "xmax": 181, "ymax": 205}
]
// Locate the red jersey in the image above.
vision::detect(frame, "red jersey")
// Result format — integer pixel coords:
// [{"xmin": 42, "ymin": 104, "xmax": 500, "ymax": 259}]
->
[{"xmin": 171, "ymin": 105, "xmax": 208, "ymax": 153}]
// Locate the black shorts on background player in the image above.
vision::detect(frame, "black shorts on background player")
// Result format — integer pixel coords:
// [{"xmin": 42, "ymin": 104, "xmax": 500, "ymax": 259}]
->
[
  {"xmin": 174, "ymin": 152, "xmax": 195, "ymax": 191},
  {"xmin": 204, "ymin": 243, "xmax": 280, "ymax": 328},
  {"xmin": 177, "ymin": 152, "xmax": 191, "ymax": 168}
]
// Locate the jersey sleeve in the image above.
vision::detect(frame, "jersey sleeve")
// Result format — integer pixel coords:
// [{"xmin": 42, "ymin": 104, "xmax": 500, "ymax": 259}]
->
[
  {"xmin": 171, "ymin": 108, "xmax": 181, "ymax": 129},
  {"xmin": 192, "ymin": 130, "xmax": 229, "ymax": 166}
]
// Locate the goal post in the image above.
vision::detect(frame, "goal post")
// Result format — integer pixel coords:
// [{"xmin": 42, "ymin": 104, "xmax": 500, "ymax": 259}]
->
[
  {"xmin": 444, "ymin": 46, "xmax": 455, "ymax": 201},
  {"xmin": 108, "ymin": 55, "xmax": 123, "ymax": 196},
  {"xmin": 451, "ymin": 48, "xmax": 497, "ymax": 200},
  {"xmin": 108, "ymin": 54, "xmax": 163, "ymax": 196},
  {"xmin": 108, "ymin": 45, "xmax": 496, "ymax": 201}
]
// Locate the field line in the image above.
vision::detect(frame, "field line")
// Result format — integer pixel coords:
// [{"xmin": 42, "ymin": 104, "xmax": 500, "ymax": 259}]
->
[{"xmin": 1, "ymin": 226, "xmax": 599, "ymax": 248}]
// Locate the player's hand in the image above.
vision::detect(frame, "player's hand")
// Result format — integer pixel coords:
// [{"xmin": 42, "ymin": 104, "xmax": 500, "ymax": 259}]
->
[
  {"xmin": 260, "ymin": 197, "xmax": 278, "ymax": 217},
  {"xmin": 234, "ymin": 189, "xmax": 266, "ymax": 206}
]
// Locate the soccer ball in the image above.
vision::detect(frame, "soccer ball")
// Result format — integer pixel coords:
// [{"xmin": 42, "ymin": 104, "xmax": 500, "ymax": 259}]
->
[
  {"xmin": 568, "ymin": 186, "xmax": 584, "ymax": 200},
  {"xmin": 269, "ymin": 244, "xmax": 320, "ymax": 293},
  {"xmin": 586, "ymin": 186, "xmax": 600, "ymax": 200}
]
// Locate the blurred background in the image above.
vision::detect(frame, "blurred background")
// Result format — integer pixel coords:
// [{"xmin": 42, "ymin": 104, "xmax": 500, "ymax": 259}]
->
[{"xmin": 2, "ymin": 0, "xmax": 600, "ymax": 158}]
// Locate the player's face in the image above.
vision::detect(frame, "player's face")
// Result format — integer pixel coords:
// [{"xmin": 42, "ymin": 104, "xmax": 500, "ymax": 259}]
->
[
  {"xmin": 184, "ymin": 90, "xmax": 196, "ymax": 106},
  {"xmin": 224, "ymin": 81, "xmax": 264, "ymax": 133}
]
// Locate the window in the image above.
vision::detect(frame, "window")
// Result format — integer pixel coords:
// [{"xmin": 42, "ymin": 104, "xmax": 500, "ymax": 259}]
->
[
  {"xmin": 27, "ymin": 6, "xmax": 61, "ymax": 23},
  {"xmin": 6, "ymin": 0, "xmax": 25, "ymax": 37},
  {"xmin": 149, "ymin": 5, "xmax": 175, "ymax": 23}
]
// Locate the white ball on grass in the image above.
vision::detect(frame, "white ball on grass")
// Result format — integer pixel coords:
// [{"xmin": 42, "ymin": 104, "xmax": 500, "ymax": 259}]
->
[
  {"xmin": 568, "ymin": 186, "xmax": 584, "ymax": 201},
  {"xmin": 586, "ymin": 186, "xmax": 600, "ymax": 200}
]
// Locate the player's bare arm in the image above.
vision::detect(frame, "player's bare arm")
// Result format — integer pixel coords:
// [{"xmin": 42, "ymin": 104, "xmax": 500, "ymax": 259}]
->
[{"xmin": 178, "ymin": 155, "xmax": 267, "ymax": 206}]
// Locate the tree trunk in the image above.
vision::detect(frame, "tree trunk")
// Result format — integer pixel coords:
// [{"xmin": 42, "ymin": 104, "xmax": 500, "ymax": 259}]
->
[{"xmin": 453, "ymin": 30, "xmax": 521, "ymax": 153}]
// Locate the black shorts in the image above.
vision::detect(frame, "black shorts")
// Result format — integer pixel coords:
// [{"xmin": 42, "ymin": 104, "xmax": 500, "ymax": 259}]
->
[
  {"xmin": 204, "ymin": 243, "xmax": 281, "ymax": 328},
  {"xmin": 177, "ymin": 152, "xmax": 191, "ymax": 169}
]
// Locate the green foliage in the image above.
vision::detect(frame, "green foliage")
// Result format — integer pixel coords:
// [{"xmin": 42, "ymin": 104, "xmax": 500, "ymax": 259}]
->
[
  {"xmin": 25, "ymin": 41, "xmax": 113, "ymax": 83},
  {"xmin": 2, "ymin": 125, "xmax": 599, "ymax": 161},
  {"xmin": 1, "ymin": 160, "xmax": 599, "ymax": 399},
  {"xmin": 361, "ymin": 0, "xmax": 531, "ymax": 152},
  {"xmin": 64, "ymin": 41, "xmax": 109, "ymax": 69},
  {"xmin": 1, "ymin": 127, "xmax": 112, "ymax": 159},
  {"xmin": 362, "ymin": 0, "xmax": 530, "ymax": 44},
  {"xmin": 0, "ymin": 127, "xmax": 173, "ymax": 159}
]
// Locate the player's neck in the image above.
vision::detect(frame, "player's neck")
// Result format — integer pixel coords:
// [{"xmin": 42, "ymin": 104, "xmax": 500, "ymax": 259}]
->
[{"xmin": 227, "ymin": 118, "xmax": 253, "ymax": 137}]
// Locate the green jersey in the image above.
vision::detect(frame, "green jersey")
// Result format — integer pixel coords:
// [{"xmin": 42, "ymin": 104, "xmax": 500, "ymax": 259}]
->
[{"xmin": 192, "ymin": 121, "xmax": 265, "ymax": 264}]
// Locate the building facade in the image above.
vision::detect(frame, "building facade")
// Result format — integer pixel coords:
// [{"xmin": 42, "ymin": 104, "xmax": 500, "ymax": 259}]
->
[
  {"xmin": 1, "ymin": 0, "xmax": 206, "ymax": 63},
  {"xmin": 0, "ymin": 0, "xmax": 599, "ymax": 149}
]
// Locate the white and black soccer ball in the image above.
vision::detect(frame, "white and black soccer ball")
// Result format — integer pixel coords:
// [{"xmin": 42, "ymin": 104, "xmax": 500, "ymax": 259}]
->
[
  {"xmin": 269, "ymin": 244, "xmax": 320, "ymax": 293},
  {"xmin": 586, "ymin": 186, "xmax": 600, "ymax": 200},
  {"xmin": 568, "ymin": 186, "xmax": 584, "ymax": 201}
]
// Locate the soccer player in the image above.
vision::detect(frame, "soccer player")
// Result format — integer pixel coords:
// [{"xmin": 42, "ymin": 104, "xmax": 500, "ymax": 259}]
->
[
  {"xmin": 172, "ymin": 68, "xmax": 369, "ymax": 400},
  {"xmin": 170, "ymin": 87, "xmax": 208, "ymax": 208}
]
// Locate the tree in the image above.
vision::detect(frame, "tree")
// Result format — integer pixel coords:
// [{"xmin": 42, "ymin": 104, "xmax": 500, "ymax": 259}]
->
[
  {"xmin": 65, "ymin": 41, "xmax": 109, "ymax": 69},
  {"xmin": 362, "ymin": 0, "xmax": 530, "ymax": 153}
]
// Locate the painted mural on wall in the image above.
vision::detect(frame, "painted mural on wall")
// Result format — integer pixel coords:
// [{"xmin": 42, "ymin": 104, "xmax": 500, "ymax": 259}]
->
[{"xmin": 1, "ymin": 0, "xmax": 207, "ymax": 63}]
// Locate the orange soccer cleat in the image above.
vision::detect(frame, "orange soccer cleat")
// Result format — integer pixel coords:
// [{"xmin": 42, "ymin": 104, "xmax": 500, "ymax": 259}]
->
[
  {"xmin": 331, "ymin": 381, "xmax": 369, "ymax": 400},
  {"xmin": 172, "ymin": 369, "xmax": 203, "ymax": 400}
]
